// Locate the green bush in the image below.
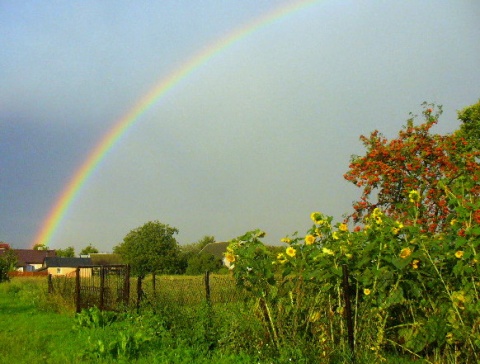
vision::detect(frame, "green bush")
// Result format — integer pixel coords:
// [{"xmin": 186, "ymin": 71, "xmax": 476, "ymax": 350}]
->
[{"xmin": 185, "ymin": 253, "xmax": 223, "ymax": 275}]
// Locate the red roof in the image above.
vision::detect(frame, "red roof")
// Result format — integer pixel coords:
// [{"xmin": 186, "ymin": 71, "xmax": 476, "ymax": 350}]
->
[
  {"xmin": 0, "ymin": 243, "xmax": 11, "ymax": 250},
  {"xmin": 13, "ymin": 249, "xmax": 56, "ymax": 266}
]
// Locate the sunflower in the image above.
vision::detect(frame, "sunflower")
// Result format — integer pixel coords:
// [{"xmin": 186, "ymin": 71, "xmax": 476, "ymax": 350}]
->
[
  {"xmin": 286, "ymin": 247, "xmax": 296, "ymax": 258},
  {"xmin": 339, "ymin": 223, "xmax": 348, "ymax": 232},
  {"xmin": 399, "ymin": 247, "xmax": 412, "ymax": 259},
  {"xmin": 305, "ymin": 234, "xmax": 315, "ymax": 245}
]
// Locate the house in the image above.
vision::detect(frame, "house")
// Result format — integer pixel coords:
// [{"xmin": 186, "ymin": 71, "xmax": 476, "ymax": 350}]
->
[
  {"xmin": 0, "ymin": 243, "xmax": 11, "ymax": 250},
  {"xmin": 199, "ymin": 242, "xmax": 232, "ymax": 268},
  {"xmin": 12, "ymin": 249, "xmax": 56, "ymax": 272},
  {"xmin": 43, "ymin": 257, "xmax": 93, "ymax": 277}
]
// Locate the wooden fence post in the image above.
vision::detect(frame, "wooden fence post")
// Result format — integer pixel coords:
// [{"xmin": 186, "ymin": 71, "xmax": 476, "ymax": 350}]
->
[
  {"xmin": 99, "ymin": 266, "xmax": 105, "ymax": 311},
  {"xmin": 204, "ymin": 270, "xmax": 211, "ymax": 304},
  {"xmin": 75, "ymin": 267, "xmax": 81, "ymax": 314},
  {"xmin": 123, "ymin": 265, "xmax": 130, "ymax": 307},
  {"xmin": 342, "ymin": 264, "xmax": 355, "ymax": 357},
  {"xmin": 48, "ymin": 274, "xmax": 53, "ymax": 293}
]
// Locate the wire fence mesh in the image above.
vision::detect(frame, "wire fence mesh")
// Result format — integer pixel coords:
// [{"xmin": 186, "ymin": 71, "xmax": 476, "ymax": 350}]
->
[{"xmin": 48, "ymin": 269, "xmax": 248, "ymax": 312}]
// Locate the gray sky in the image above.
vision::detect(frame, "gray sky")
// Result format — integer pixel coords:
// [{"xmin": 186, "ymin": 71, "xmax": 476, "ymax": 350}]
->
[{"xmin": 1, "ymin": 1, "xmax": 479, "ymax": 251}]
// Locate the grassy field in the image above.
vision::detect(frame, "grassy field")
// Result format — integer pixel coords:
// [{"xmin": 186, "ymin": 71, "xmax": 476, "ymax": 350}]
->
[
  {"xmin": 0, "ymin": 277, "xmax": 263, "ymax": 363},
  {"xmin": 0, "ymin": 278, "xmax": 83, "ymax": 363},
  {"xmin": 1, "ymin": 276, "xmax": 427, "ymax": 363}
]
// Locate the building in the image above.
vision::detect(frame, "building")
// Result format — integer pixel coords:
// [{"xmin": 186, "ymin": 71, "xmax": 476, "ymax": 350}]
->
[
  {"xmin": 43, "ymin": 256, "xmax": 93, "ymax": 276},
  {"xmin": 13, "ymin": 249, "xmax": 56, "ymax": 272}
]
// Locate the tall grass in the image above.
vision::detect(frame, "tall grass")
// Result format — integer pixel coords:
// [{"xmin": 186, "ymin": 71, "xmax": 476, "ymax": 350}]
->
[{"xmin": 2, "ymin": 275, "xmax": 428, "ymax": 363}]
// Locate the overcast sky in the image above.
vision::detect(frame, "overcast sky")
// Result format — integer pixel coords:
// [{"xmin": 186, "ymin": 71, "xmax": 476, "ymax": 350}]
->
[{"xmin": 1, "ymin": 1, "xmax": 479, "ymax": 252}]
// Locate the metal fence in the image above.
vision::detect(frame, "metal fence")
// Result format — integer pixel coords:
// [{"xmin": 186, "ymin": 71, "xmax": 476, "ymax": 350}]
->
[
  {"xmin": 48, "ymin": 265, "xmax": 130, "ymax": 313},
  {"xmin": 135, "ymin": 271, "xmax": 247, "ymax": 309},
  {"xmin": 48, "ymin": 269, "xmax": 247, "ymax": 312}
]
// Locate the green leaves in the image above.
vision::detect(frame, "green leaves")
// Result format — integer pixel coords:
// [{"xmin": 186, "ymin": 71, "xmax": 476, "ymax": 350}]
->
[
  {"xmin": 227, "ymin": 230, "xmax": 275, "ymax": 297},
  {"xmin": 114, "ymin": 220, "xmax": 181, "ymax": 277}
]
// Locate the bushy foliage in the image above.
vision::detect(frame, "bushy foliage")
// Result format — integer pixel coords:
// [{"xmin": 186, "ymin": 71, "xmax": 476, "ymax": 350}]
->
[
  {"xmin": 179, "ymin": 235, "xmax": 217, "ymax": 274},
  {"xmin": 56, "ymin": 246, "xmax": 75, "ymax": 257},
  {"xmin": 344, "ymin": 102, "xmax": 480, "ymax": 234},
  {"xmin": 227, "ymin": 102, "xmax": 480, "ymax": 362},
  {"xmin": 73, "ymin": 306, "xmax": 122, "ymax": 330},
  {"xmin": 114, "ymin": 220, "xmax": 182, "ymax": 277},
  {"xmin": 80, "ymin": 244, "xmax": 99, "ymax": 256},
  {"xmin": 0, "ymin": 248, "xmax": 17, "ymax": 283},
  {"xmin": 185, "ymin": 253, "xmax": 223, "ymax": 275}
]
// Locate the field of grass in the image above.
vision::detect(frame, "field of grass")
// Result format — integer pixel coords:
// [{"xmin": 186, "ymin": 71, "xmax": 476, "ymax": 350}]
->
[
  {"xmin": 0, "ymin": 277, "xmax": 266, "ymax": 363},
  {"xmin": 1, "ymin": 276, "xmax": 426, "ymax": 363},
  {"xmin": 0, "ymin": 278, "xmax": 83, "ymax": 363}
]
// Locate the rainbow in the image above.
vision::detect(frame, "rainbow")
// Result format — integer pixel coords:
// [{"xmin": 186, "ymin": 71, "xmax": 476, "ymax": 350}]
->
[{"xmin": 33, "ymin": 0, "xmax": 320, "ymax": 247}]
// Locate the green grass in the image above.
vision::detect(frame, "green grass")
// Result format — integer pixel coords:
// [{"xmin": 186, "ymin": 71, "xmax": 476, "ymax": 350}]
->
[
  {"xmin": 0, "ymin": 278, "xmax": 84, "ymax": 363},
  {"xmin": 1, "ymin": 277, "xmax": 429, "ymax": 364},
  {"xmin": 0, "ymin": 278, "xmax": 263, "ymax": 363}
]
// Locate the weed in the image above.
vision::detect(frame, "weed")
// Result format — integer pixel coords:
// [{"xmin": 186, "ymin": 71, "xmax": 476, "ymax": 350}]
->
[{"xmin": 73, "ymin": 306, "xmax": 123, "ymax": 330}]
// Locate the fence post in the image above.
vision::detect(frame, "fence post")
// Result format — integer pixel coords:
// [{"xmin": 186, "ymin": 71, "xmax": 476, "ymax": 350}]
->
[
  {"xmin": 48, "ymin": 274, "xmax": 53, "ymax": 293},
  {"xmin": 204, "ymin": 270, "xmax": 211, "ymax": 304},
  {"xmin": 342, "ymin": 264, "xmax": 355, "ymax": 357},
  {"xmin": 99, "ymin": 266, "xmax": 105, "ymax": 311},
  {"xmin": 75, "ymin": 267, "xmax": 81, "ymax": 314},
  {"xmin": 123, "ymin": 265, "xmax": 130, "ymax": 307}
]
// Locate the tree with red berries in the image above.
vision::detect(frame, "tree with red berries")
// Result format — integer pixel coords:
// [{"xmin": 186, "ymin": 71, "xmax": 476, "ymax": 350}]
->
[{"xmin": 344, "ymin": 101, "xmax": 480, "ymax": 233}]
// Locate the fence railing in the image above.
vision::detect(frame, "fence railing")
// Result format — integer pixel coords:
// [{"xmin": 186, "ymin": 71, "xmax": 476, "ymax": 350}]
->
[
  {"xmin": 48, "ymin": 265, "xmax": 130, "ymax": 313},
  {"xmin": 47, "ymin": 266, "xmax": 357, "ymax": 354},
  {"xmin": 134, "ymin": 271, "xmax": 246, "ymax": 310},
  {"xmin": 48, "ymin": 269, "xmax": 246, "ymax": 313}
]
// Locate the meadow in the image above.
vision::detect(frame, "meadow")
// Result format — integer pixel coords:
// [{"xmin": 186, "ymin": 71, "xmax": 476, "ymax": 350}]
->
[
  {"xmin": 1, "ymin": 274, "xmax": 433, "ymax": 364},
  {"xmin": 0, "ymin": 276, "xmax": 259, "ymax": 363},
  {"xmin": 3, "ymin": 103, "xmax": 479, "ymax": 363}
]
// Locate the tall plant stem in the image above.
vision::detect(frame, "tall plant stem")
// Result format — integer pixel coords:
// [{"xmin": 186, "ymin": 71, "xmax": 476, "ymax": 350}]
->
[
  {"xmin": 260, "ymin": 294, "xmax": 279, "ymax": 350},
  {"xmin": 423, "ymin": 244, "xmax": 478, "ymax": 360}
]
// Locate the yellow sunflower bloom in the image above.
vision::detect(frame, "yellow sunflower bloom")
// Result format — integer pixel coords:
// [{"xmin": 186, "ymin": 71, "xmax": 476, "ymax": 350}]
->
[
  {"xmin": 399, "ymin": 247, "xmax": 412, "ymax": 259},
  {"xmin": 277, "ymin": 253, "xmax": 287, "ymax": 264},
  {"xmin": 305, "ymin": 234, "xmax": 315, "ymax": 245},
  {"xmin": 409, "ymin": 190, "xmax": 420, "ymax": 203},
  {"xmin": 364, "ymin": 288, "xmax": 371, "ymax": 296},
  {"xmin": 225, "ymin": 252, "xmax": 235, "ymax": 263},
  {"xmin": 322, "ymin": 247, "xmax": 334, "ymax": 256},
  {"xmin": 310, "ymin": 212, "xmax": 321, "ymax": 223},
  {"xmin": 286, "ymin": 247, "xmax": 296, "ymax": 258},
  {"xmin": 339, "ymin": 223, "xmax": 348, "ymax": 232},
  {"xmin": 280, "ymin": 237, "xmax": 291, "ymax": 244},
  {"xmin": 455, "ymin": 251, "xmax": 464, "ymax": 259}
]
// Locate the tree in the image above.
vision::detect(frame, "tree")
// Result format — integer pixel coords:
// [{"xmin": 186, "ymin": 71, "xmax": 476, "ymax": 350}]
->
[
  {"xmin": 0, "ymin": 249, "xmax": 17, "ymax": 283},
  {"xmin": 113, "ymin": 220, "xmax": 181, "ymax": 277},
  {"xmin": 179, "ymin": 235, "xmax": 216, "ymax": 273},
  {"xmin": 344, "ymin": 102, "xmax": 480, "ymax": 232},
  {"xmin": 33, "ymin": 243, "xmax": 48, "ymax": 250},
  {"xmin": 80, "ymin": 244, "xmax": 99, "ymax": 256},
  {"xmin": 56, "ymin": 246, "xmax": 75, "ymax": 257},
  {"xmin": 457, "ymin": 99, "xmax": 480, "ymax": 151},
  {"xmin": 185, "ymin": 253, "xmax": 223, "ymax": 275}
]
